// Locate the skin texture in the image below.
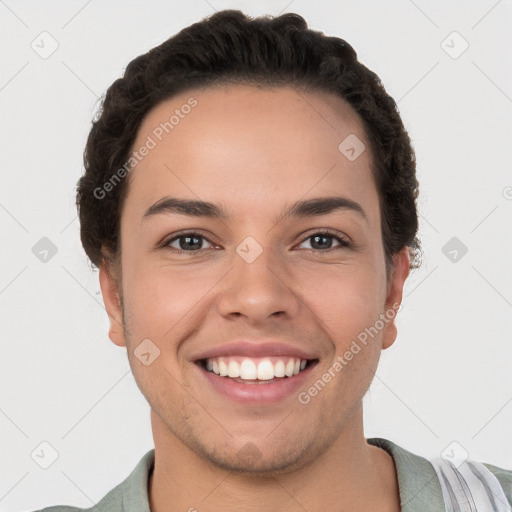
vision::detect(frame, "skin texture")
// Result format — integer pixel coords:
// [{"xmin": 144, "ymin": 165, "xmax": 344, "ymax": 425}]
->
[{"xmin": 99, "ymin": 84, "xmax": 409, "ymax": 511}]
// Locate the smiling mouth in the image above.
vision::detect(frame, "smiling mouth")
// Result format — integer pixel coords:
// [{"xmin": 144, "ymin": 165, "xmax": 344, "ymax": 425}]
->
[{"xmin": 197, "ymin": 356, "xmax": 319, "ymax": 384}]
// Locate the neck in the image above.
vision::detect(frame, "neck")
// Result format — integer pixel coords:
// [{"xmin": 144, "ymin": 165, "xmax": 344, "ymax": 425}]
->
[{"xmin": 148, "ymin": 405, "xmax": 400, "ymax": 512}]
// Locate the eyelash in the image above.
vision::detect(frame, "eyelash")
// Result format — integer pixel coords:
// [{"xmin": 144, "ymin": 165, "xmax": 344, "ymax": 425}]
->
[{"xmin": 162, "ymin": 229, "xmax": 351, "ymax": 255}]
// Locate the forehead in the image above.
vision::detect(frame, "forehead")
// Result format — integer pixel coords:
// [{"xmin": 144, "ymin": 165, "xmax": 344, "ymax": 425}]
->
[{"xmin": 124, "ymin": 84, "xmax": 377, "ymax": 222}]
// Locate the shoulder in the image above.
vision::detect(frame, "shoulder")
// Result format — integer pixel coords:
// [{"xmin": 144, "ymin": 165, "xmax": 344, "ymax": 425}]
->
[
  {"xmin": 28, "ymin": 449, "xmax": 155, "ymax": 512},
  {"xmin": 368, "ymin": 437, "xmax": 512, "ymax": 510},
  {"xmin": 483, "ymin": 462, "xmax": 512, "ymax": 506},
  {"xmin": 29, "ymin": 507, "xmax": 92, "ymax": 512},
  {"xmin": 28, "ymin": 486, "xmax": 124, "ymax": 512}
]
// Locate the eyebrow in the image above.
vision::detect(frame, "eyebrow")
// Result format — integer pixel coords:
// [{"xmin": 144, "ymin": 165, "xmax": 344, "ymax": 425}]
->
[{"xmin": 142, "ymin": 195, "xmax": 368, "ymax": 224}]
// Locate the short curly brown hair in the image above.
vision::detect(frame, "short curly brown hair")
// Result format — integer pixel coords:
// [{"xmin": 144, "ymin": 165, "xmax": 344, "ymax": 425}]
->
[{"xmin": 77, "ymin": 9, "xmax": 421, "ymax": 275}]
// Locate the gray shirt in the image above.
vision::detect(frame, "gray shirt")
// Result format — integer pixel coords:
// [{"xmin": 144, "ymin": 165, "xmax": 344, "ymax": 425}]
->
[{"xmin": 32, "ymin": 437, "xmax": 512, "ymax": 512}]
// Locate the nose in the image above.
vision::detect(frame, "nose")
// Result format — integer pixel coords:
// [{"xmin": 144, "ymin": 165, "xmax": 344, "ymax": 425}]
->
[{"xmin": 216, "ymin": 245, "xmax": 301, "ymax": 325}]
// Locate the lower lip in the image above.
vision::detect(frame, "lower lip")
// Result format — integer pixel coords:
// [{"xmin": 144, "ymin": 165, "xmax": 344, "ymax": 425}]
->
[{"xmin": 196, "ymin": 362, "xmax": 317, "ymax": 404}]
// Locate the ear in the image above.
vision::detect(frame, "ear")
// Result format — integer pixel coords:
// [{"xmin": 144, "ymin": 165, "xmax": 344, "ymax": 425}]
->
[
  {"xmin": 99, "ymin": 258, "xmax": 127, "ymax": 348},
  {"xmin": 381, "ymin": 247, "xmax": 410, "ymax": 350}
]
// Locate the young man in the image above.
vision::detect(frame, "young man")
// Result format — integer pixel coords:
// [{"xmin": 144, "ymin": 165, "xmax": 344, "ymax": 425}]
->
[{"xmin": 35, "ymin": 10, "xmax": 511, "ymax": 512}]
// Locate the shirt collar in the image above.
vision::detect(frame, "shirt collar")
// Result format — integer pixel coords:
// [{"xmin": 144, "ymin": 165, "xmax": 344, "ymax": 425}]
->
[
  {"xmin": 367, "ymin": 437, "xmax": 445, "ymax": 512},
  {"xmin": 121, "ymin": 448, "xmax": 154, "ymax": 512}
]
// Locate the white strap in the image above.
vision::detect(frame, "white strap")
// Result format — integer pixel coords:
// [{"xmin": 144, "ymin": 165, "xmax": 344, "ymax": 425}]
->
[{"xmin": 430, "ymin": 457, "xmax": 510, "ymax": 511}]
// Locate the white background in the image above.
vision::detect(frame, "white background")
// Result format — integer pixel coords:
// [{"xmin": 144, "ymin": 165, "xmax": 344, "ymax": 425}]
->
[{"xmin": 1, "ymin": 0, "xmax": 511, "ymax": 510}]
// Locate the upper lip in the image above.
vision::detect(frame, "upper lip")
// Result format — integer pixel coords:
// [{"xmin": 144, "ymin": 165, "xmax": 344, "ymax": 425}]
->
[{"xmin": 192, "ymin": 340, "xmax": 319, "ymax": 361}]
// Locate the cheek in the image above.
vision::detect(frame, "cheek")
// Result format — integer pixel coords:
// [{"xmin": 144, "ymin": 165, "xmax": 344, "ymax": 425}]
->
[
  {"xmin": 121, "ymin": 260, "xmax": 218, "ymax": 344},
  {"xmin": 300, "ymin": 264, "xmax": 385, "ymax": 342},
  {"xmin": 300, "ymin": 264, "xmax": 387, "ymax": 396}
]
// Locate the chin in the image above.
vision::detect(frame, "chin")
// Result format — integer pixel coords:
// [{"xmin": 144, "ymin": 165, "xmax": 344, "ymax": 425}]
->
[
  {"xmin": 193, "ymin": 433, "xmax": 322, "ymax": 476},
  {"xmin": 205, "ymin": 450, "xmax": 309, "ymax": 476}
]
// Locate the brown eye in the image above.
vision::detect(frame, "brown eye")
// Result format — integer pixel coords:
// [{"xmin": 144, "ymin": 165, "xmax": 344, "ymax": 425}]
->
[
  {"xmin": 165, "ymin": 232, "xmax": 215, "ymax": 253},
  {"xmin": 298, "ymin": 231, "xmax": 350, "ymax": 252}
]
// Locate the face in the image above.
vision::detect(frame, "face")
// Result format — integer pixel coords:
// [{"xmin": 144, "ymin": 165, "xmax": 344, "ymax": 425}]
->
[{"xmin": 100, "ymin": 84, "xmax": 409, "ymax": 475}]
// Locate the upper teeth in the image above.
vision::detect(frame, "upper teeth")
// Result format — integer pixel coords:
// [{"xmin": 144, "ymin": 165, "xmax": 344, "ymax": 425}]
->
[{"xmin": 205, "ymin": 357, "xmax": 307, "ymax": 380}]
